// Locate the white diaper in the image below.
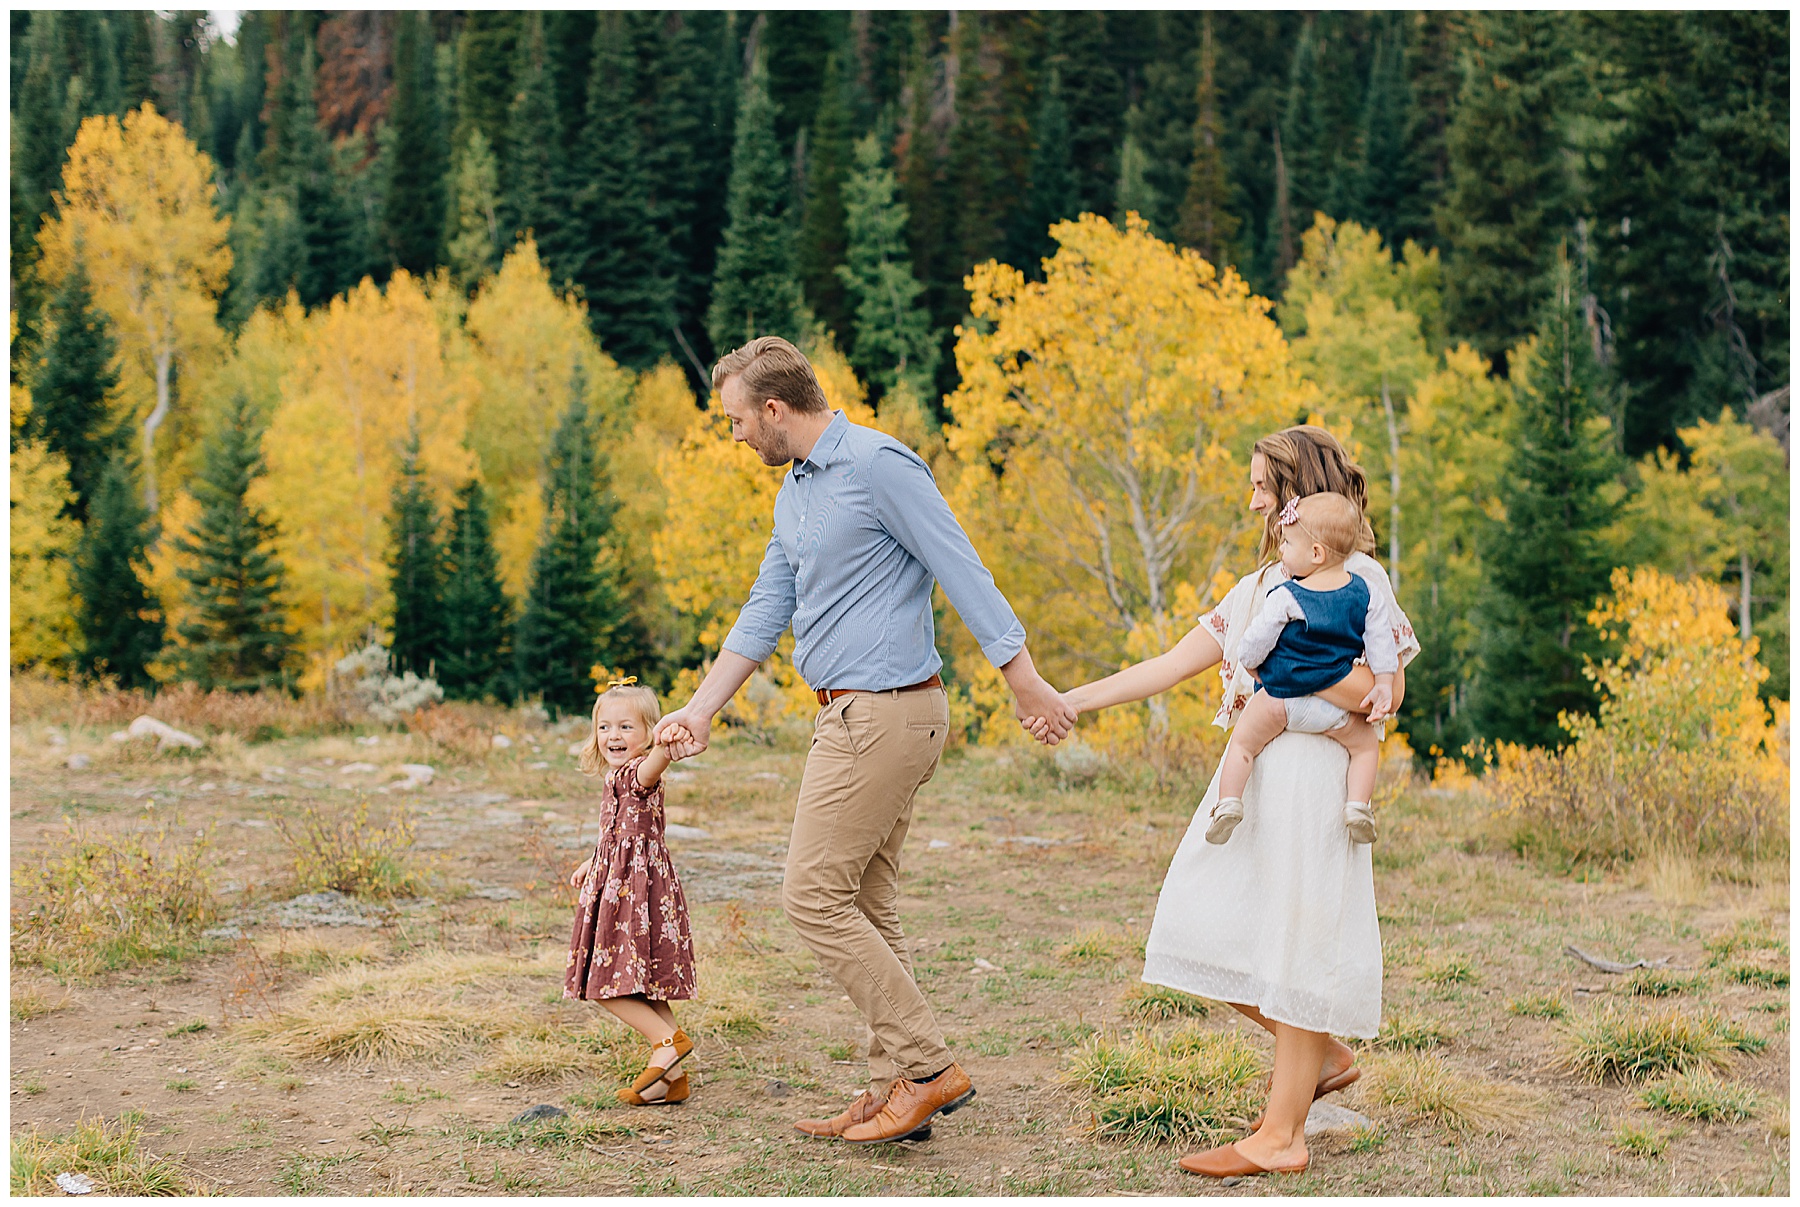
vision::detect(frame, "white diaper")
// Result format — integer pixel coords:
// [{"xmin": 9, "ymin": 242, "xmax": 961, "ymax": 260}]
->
[{"xmin": 1283, "ymin": 693, "xmax": 1350, "ymax": 734}]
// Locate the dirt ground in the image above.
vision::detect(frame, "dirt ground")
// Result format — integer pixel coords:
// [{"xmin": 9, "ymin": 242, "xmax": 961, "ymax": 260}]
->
[{"xmin": 9, "ymin": 712, "xmax": 1790, "ymax": 1196}]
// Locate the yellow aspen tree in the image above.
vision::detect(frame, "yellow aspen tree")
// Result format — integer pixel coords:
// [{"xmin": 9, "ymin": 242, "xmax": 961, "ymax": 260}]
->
[
  {"xmin": 11, "ymin": 376, "xmax": 81, "ymax": 672},
  {"xmin": 252, "ymin": 272, "xmax": 476, "ymax": 676},
  {"xmin": 1281, "ymin": 215, "xmax": 1439, "ymax": 585},
  {"xmin": 944, "ymin": 214, "xmax": 1301, "ymax": 729},
  {"xmin": 461, "ymin": 240, "xmax": 633, "ymax": 595},
  {"xmin": 36, "ymin": 103, "xmax": 232, "ymax": 514}
]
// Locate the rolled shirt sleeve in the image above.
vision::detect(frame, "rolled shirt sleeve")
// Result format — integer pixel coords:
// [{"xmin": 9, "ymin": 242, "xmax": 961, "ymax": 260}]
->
[
  {"xmin": 720, "ymin": 529, "xmax": 798, "ymax": 665},
  {"xmin": 868, "ymin": 446, "xmax": 1027, "ymax": 668}
]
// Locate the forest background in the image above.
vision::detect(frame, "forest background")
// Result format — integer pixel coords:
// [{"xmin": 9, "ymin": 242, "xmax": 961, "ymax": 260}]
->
[{"xmin": 8, "ymin": 9, "xmax": 1789, "ymax": 782}]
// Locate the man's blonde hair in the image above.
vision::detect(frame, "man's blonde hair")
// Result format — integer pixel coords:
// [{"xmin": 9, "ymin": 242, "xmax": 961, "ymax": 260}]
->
[
  {"xmin": 577, "ymin": 683, "xmax": 661, "ymax": 777},
  {"xmin": 1288, "ymin": 492, "xmax": 1364, "ymax": 561},
  {"xmin": 711, "ymin": 336, "xmax": 829, "ymax": 414}
]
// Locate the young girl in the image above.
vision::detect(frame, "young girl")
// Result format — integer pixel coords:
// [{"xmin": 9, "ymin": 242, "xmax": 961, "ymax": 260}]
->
[
  {"xmin": 1206, "ymin": 492, "xmax": 1397, "ymax": 847},
  {"xmin": 564, "ymin": 679, "xmax": 697, "ymax": 1106}
]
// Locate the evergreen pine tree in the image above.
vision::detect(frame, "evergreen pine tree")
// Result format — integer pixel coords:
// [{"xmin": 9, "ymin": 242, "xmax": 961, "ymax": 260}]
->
[
  {"xmin": 1475, "ymin": 254, "xmax": 1623, "ymax": 749},
  {"xmin": 1175, "ymin": 14, "xmax": 1241, "ymax": 268},
  {"xmin": 836, "ymin": 133, "xmax": 939, "ymax": 399},
  {"xmin": 74, "ymin": 451, "xmax": 164, "ymax": 689},
  {"xmin": 945, "ymin": 12, "xmax": 1024, "ymax": 278},
  {"xmin": 381, "ymin": 11, "xmax": 448, "ymax": 276},
  {"xmin": 1008, "ymin": 68, "xmax": 1077, "ymax": 274},
  {"xmin": 259, "ymin": 33, "xmax": 361, "ymax": 307},
  {"xmin": 499, "ymin": 13, "xmax": 560, "ymax": 255},
  {"xmin": 438, "ymin": 477, "xmax": 512, "ymax": 702},
  {"xmin": 30, "ymin": 254, "xmax": 124, "ymax": 524},
  {"xmin": 386, "ymin": 425, "xmax": 445, "ymax": 679},
  {"xmin": 120, "ymin": 11, "xmax": 156, "ymax": 111},
  {"xmin": 1437, "ymin": 12, "xmax": 1581, "ymax": 368},
  {"xmin": 12, "ymin": 13, "xmax": 73, "ymax": 265},
  {"xmin": 174, "ymin": 394, "xmax": 293, "ymax": 691},
  {"xmin": 1346, "ymin": 16, "xmax": 1427, "ymax": 247},
  {"xmin": 1277, "ymin": 16, "xmax": 1325, "ymax": 256},
  {"xmin": 1049, "ymin": 11, "xmax": 1126, "ymax": 217},
  {"xmin": 514, "ymin": 383, "xmax": 633, "ymax": 716},
  {"xmin": 566, "ymin": 13, "xmax": 677, "ymax": 368},
  {"xmin": 453, "ymin": 12, "xmax": 522, "ymax": 168},
  {"xmin": 796, "ymin": 50, "xmax": 855, "ymax": 341},
  {"xmin": 706, "ymin": 54, "xmax": 806, "ymax": 350}
]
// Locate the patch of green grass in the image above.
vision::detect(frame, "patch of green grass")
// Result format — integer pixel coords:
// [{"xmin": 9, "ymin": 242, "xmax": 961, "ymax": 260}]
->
[
  {"xmin": 1610, "ymin": 1123, "xmax": 1669, "ymax": 1157},
  {"xmin": 472, "ymin": 1113, "xmax": 633, "ymax": 1150},
  {"xmin": 164, "ymin": 1019, "xmax": 209, "ymax": 1036},
  {"xmin": 381, "ymin": 1082, "xmax": 447, "ymax": 1104},
  {"xmin": 17, "ymin": 1079, "xmax": 46, "ymax": 1096},
  {"xmin": 274, "ymin": 1150, "xmax": 360, "ymax": 1194},
  {"xmin": 1375, "ymin": 1008, "xmax": 1451, "ymax": 1050},
  {"xmin": 1059, "ymin": 1025, "xmax": 1264, "ymax": 1146},
  {"xmin": 10, "ymin": 1114, "xmax": 197, "ymax": 1195},
  {"xmin": 1419, "ymin": 956, "xmax": 1475, "ymax": 986},
  {"xmin": 821, "ymin": 1040, "xmax": 855, "ymax": 1062},
  {"xmin": 1506, "ymin": 993, "xmax": 1567, "ymax": 1019},
  {"xmin": 165, "ymin": 1078, "xmax": 197, "ymax": 1092},
  {"xmin": 1346, "ymin": 1123, "xmax": 1387, "ymax": 1153},
  {"xmin": 1120, "ymin": 983, "xmax": 1212, "ymax": 1023},
  {"xmin": 1623, "ymin": 968, "xmax": 1707, "ymax": 997},
  {"xmin": 1640, "ymin": 1068, "xmax": 1760, "ymax": 1122},
  {"xmin": 1702, "ymin": 921, "xmax": 1786, "ymax": 969},
  {"xmin": 1716, "ymin": 1020, "xmax": 1768, "ymax": 1054},
  {"xmin": 1556, "ymin": 1007, "xmax": 1734, "ymax": 1083},
  {"xmin": 963, "ymin": 1027, "xmax": 1014, "ymax": 1057},
  {"xmin": 1058, "ymin": 928, "xmax": 1126, "ymax": 964},
  {"xmin": 1723, "ymin": 962, "xmax": 1789, "ymax": 989}
]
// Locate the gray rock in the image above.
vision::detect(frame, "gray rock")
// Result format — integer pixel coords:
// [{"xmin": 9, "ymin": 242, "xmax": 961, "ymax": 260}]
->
[
  {"xmin": 511, "ymin": 1104, "xmax": 567, "ymax": 1123},
  {"xmin": 491, "ymin": 733, "xmax": 514, "ymax": 749},
  {"xmin": 1304, "ymin": 1100, "xmax": 1373, "ymax": 1135},
  {"xmin": 664, "ymin": 823, "xmax": 710, "ymax": 840},
  {"xmin": 526, "ymin": 761, "xmax": 549, "ymax": 770},
  {"xmin": 127, "ymin": 715, "xmax": 204, "ymax": 749},
  {"xmin": 397, "ymin": 763, "xmax": 435, "ymax": 784},
  {"xmin": 766, "ymin": 1079, "xmax": 793, "ymax": 1098},
  {"xmin": 469, "ymin": 886, "xmax": 523, "ymax": 901},
  {"xmin": 202, "ymin": 924, "xmax": 245, "ymax": 940},
  {"xmin": 66, "ymin": 753, "xmax": 91, "ymax": 771},
  {"xmin": 338, "ymin": 762, "xmax": 378, "ymax": 774},
  {"xmin": 927, "ymin": 838, "xmax": 950, "ymax": 850}
]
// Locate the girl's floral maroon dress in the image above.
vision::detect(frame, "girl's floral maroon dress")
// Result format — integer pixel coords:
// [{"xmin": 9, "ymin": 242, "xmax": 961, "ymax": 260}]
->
[{"xmin": 564, "ymin": 755, "xmax": 696, "ymax": 1002}]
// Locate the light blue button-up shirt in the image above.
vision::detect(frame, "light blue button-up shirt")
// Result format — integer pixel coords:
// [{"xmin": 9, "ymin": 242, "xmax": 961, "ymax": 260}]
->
[{"xmin": 721, "ymin": 411, "xmax": 1027, "ymax": 691}]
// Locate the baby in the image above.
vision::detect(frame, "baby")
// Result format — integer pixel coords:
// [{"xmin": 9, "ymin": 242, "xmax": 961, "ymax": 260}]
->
[{"xmin": 1208, "ymin": 492, "xmax": 1397, "ymax": 846}]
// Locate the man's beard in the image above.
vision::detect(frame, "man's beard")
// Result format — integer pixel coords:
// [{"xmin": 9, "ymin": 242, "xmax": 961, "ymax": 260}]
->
[{"xmin": 751, "ymin": 424, "xmax": 795, "ymax": 466}]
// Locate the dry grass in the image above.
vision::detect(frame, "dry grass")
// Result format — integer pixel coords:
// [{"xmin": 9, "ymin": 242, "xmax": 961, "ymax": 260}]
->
[
  {"xmin": 1360, "ymin": 1052, "xmax": 1537, "ymax": 1134},
  {"xmin": 1120, "ymin": 983, "xmax": 1212, "ymax": 1023},
  {"xmin": 480, "ymin": 1035, "xmax": 615, "ymax": 1084},
  {"xmin": 684, "ymin": 958, "xmax": 772, "ymax": 1040},
  {"xmin": 1610, "ymin": 1122, "xmax": 1670, "ymax": 1157},
  {"xmin": 240, "ymin": 1002, "xmax": 506, "ymax": 1064},
  {"xmin": 1373, "ymin": 1007, "xmax": 1451, "ymax": 1050},
  {"xmin": 403, "ymin": 701, "xmax": 523, "ymax": 761},
  {"xmin": 1622, "ymin": 968, "xmax": 1707, "ymax": 998},
  {"xmin": 251, "ymin": 934, "xmax": 383, "ymax": 976},
  {"xmin": 11, "ymin": 820, "xmax": 219, "ymax": 978},
  {"xmin": 1059, "ymin": 927, "xmax": 1130, "ymax": 964},
  {"xmin": 300, "ymin": 950, "xmax": 561, "ymax": 1006},
  {"xmin": 9, "ymin": 1113, "xmax": 201, "ymax": 1196},
  {"xmin": 1059, "ymin": 1026, "xmax": 1264, "ymax": 1146},
  {"xmin": 11, "ymin": 670, "xmax": 343, "ymax": 741},
  {"xmin": 1639, "ymin": 847, "xmax": 1710, "ymax": 908},
  {"xmin": 276, "ymin": 801, "xmax": 427, "ymax": 900},
  {"xmin": 1556, "ymin": 1006, "xmax": 1736, "ymax": 1083},
  {"xmin": 10, "ymin": 984, "xmax": 72, "ymax": 1022},
  {"xmin": 1505, "ymin": 993, "xmax": 1567, "ymax": 1020}
]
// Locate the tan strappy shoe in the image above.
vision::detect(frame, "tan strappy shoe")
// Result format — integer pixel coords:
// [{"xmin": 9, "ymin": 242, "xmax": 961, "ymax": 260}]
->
[{"xmin": 617, "ymin": 1028, "xmax": 693, "ymax": 1105}]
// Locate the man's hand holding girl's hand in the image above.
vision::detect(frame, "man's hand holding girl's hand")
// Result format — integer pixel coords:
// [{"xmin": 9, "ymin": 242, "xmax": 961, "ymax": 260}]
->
[
  {"xmin": 654, "ymin": 716, "xmax": 704, "ymax": 761},
  {"xmin": 1021, "ymin": 692, "xmax": 1081, "ymax": 744}
]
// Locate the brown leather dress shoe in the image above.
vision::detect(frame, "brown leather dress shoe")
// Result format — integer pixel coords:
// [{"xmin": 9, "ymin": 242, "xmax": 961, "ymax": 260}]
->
[
  {"xmin": 841, "ymin": 1064, "xmax": 973, "ymax": 1144},
  {"xmin": 1177, "ymin": 1141, "xmax": 1307, "ymax": 1177},
  {"xmin": 795, "ymin": 1089, "xmax": 933, "ymax": 1141}
]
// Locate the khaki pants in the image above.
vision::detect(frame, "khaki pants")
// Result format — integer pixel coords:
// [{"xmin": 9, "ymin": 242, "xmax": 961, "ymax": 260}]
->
[{"xmin": 784, "ymin": 687, "xmax": 951, "ymax": 1090}]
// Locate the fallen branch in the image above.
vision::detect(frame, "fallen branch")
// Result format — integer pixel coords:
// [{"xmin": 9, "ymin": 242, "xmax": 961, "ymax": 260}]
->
[{"xmin": 1564, "ymin": 944, "xmax": 1671, "ymax": 974}]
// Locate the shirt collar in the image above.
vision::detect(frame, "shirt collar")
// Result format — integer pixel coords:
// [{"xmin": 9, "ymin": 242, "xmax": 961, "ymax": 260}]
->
[{"xmin": 792, "ymin": 411, "xmax": 849, "ymax": 477}]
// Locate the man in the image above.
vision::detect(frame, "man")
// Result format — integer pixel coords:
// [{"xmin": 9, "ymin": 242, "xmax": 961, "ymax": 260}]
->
[{"xmin": 655, "ymin": 336, "xmax": 1076, "ymax": 1144}]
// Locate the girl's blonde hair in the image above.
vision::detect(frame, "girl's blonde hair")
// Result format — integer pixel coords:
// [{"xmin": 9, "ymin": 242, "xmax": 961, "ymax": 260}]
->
[
  {"xmin": 1285, "ymin": 492, "xmax": 1363, "ymax": 561},
  {"xmin": 1252, "ymin": 425, "xmax": 1377, "ymax": 564},
  {"xmin": 577, "ymin": 683, "xmax": 661, "ymax": 777}
]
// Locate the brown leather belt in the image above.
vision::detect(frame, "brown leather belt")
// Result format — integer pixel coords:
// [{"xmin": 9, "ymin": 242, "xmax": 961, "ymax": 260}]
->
[{"xmin": 815, "ymin": 673, "xmax": 943, "ymax": 706}]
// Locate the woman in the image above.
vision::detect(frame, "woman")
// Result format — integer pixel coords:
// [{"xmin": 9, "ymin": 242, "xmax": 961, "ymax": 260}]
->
[{"xmin": 1036, "ymin": 426, "xmax": 1418, "ymax": 1177}]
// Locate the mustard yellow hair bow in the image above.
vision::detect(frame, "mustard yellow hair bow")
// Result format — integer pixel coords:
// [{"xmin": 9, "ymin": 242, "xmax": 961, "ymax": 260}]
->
[{"xmin": 607, "ymin": 676, "xmax": 638, "ymax": 689}]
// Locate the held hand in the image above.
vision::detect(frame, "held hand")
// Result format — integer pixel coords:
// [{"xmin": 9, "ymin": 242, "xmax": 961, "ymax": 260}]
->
[
  {"xmin": 1361, "ymin": 682, "xmax": 1394, "ymax": 723},
  {"xmin": 1021, "ymin": 692, "xmax": 1080, "ymax": 744},
  {"xmin": 1013, "ymin": 678, "xmax": 1076, "ymax": 745},
  {"xmin": 569, "ymin": 856, "xmax": 592, "ymax": 889},
  {"xmin": 653, "ymin": 708, "xmax": 711, "ymax": 761}
]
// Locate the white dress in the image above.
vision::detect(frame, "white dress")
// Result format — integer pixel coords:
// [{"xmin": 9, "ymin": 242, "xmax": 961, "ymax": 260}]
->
[{"xmin": 1140, "ymin": 555, "xmax": 1419, "ymax": 1039}]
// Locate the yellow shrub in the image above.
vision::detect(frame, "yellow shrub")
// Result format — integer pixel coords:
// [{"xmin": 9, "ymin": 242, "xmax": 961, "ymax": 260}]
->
[{"xmin": 1490, "ymin": 567, "xmax": 1787, "ymax": 864}]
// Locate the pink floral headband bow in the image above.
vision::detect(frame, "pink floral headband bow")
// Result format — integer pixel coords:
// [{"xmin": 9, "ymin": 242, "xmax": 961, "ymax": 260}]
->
[{"xmin": 1278, "ymin": 498, "xmax": 1301, "ymax": 527}]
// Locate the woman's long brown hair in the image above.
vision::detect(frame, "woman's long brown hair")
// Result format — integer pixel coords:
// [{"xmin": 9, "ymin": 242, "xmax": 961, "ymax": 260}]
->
[{"xmin": 1251, "ymin": 425, "xmax": 1377, "ymax": 564}]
